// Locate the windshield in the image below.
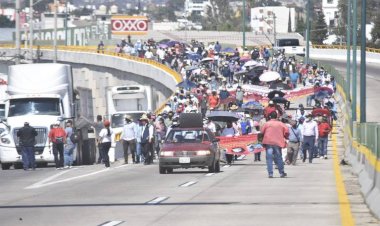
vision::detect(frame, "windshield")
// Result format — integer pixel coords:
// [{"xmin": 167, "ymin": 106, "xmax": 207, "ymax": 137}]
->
[
  {"xmin": 166, "ymin": 129, "xmax": 209, "ymax": 143},
  {"xmin": 111, "ymin": 112, "xmax": 144, "ymax": 128},
  {"xmin": 278, "ymin": 39, "xmax": 300, "ymax": 47},
  {"xmin": 8, "ymin": 98, "xmax": 60, "ymax": 117}
]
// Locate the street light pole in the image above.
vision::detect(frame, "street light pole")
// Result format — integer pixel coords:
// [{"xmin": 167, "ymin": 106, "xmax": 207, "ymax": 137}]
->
[
  {"xmin": 29, "ymin": 0, "xmax": 33, "ymax": 62},
  {"xmin": 352, "ymin": 0, "xmax": 357, "ymax": 121},
  {"xmin": 242, "ymin": 0, "xmax": 246, "ymax": 49},
  {"xmin": 305, "ymin": 0, "xmax": 311, "ymax": 64},
  {"xmin": 346, "ymin": 0, "xmax": 351, "ymax": 101},
  {"xmin": 360, "ymin": 0, "xmax": 366, "ymax": 123},
  {"xmin": 64, "ymin": 0, "xmax": 68, "ymax": 46},
  {"xmin": 15, "ymin": 0, "xmax": 21, "ymax": 64},
  {"xmin": 53, "ymin": 0, "xmax": 58, "ymax": 63}
]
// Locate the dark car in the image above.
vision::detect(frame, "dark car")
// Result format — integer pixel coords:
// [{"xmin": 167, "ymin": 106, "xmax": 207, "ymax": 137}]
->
[{"xmin": 158, "ymin": 127, "xmax": 221, "ymax": 174}]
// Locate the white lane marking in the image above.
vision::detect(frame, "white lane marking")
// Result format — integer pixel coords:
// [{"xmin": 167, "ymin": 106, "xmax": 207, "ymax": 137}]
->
[
  {"xmin": 114, "ymin": 164, "xmax": 130, "ymax": 169},
  {"xmin": 25, "ymin": 168, "xmax": 111, "ymax": 189},
  {"xmin": 223, "ymin": 165, "xmax": 231, "ymax": 168},
  {"xmin": 146, "ymin": 197, "xmax": 169, "ymax": 205},
  {"xmin": 237, "ymin": 155, "xmax": 246, "ymax": 160},
  {"xmin": 99, "ymin": 221, "xmax": 124, "ymax": 226},
  {"xmin": 179, "ymin": 181, "xmax": 197, "ymax": 187},
  {"xmin": 205, "ymin": 173, "xmax": 215, "ymax": 177}
]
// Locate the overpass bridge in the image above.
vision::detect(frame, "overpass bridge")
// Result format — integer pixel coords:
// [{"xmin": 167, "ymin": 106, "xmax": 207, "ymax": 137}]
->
[{"xmin": 0, "ymin": 45, "xmax": 379, "ymax": 226}]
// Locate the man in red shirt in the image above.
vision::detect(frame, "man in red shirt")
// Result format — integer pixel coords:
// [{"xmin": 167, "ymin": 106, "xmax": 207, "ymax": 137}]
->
[
  {"xmin": 318, "ymin": 116, "xmax": 331, "ymax": 159},
  {"xmin": 48, "ymin": 121, "xmax": 67, "ymax": 169},
  {"xmin": 260, "ymin": 111, "xmax": 289, "ymax": 178}
]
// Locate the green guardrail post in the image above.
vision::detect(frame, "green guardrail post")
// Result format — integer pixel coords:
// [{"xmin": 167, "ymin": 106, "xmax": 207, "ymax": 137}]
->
[
  {"xmin": 346, "ymin": 0, "xmax": 352, "ymax": 102},
  {"xmin": 352, "ymin": 0, "xmax": 358, "ymax": 122},
  {"xmin": 360, "ymin": 0, "xmax": 366, "ymax": 123}
]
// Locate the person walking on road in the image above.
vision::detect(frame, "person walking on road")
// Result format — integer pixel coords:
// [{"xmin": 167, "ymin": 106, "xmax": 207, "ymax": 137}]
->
[
  {"xmin": 64, "ymin": 120, "xmax": 76, "ymax": 169},
  {"xmin": 260, "ymin": 112, "xmax": 289, "ymax": 178},
  {"xmin": 286, "ymin": 120, "xmax": 302, "ymax": 165},
  {"xmin": 98, "ymin": 120, "xmax": 113, "ymax": 168},
  {"xmin": 140, "ymin": 115, "xmax": 154, "ymax": 165},
  {"xmin": 318, "ymin": 116, "xmax": 331, "ymax": 159},
  {"xmin": 49, "ymin": 121, "xmax": 67, "ymax": 170},
  {"xmin": 301, "ymin": 114, "xmax": 319, "ymax": 163},
  {"xmin": 94, "ymin": 115, "xmax": 104, "ymax": 164},
  {"xmin": 17, "ymin": 122, "xmax": 38, "ymax": 170},
  {"xmin": 121, "ymin": 115, "xmax": 138, "ymax": 164}
]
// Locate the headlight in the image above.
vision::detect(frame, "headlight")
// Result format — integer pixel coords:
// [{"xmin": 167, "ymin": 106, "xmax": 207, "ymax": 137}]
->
[
  {"xmin": 1, "ymin": 137, "xmax": 11, "ymax": 144},
  {"xmin": 160, "ymin": 151, "xmax": 174, "ymax": 157},
  {"xmin": 196, "ymin": 150, "xmax": 211, "ymax": 156}
]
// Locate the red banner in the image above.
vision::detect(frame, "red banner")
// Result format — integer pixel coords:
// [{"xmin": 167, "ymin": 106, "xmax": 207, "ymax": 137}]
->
[{"xmin": 217, "ymin": 134, "xmax": 265, "ymax": 155}]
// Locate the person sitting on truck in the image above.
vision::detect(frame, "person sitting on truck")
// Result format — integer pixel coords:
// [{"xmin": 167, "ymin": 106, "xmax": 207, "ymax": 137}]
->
[
  {"xmin": 49, "ymin": 121, "xmax": 67, "ymax": 170},
  {"xmin": 17, "ymin": 122, "xmax": 38, "ymax": 171}
]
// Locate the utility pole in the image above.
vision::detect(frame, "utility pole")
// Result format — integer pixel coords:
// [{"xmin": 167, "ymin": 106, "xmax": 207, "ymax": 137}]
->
[
  {"xmin": 64, "ymin": 0, "xmax": 68, "ymax": 46},
  {"xmin": 360, "ymin": 0, "xmax": 366, "ymax": 123},
  {"xmin": 242, "ymin": 0, "xmax": 246, "ymax": 49},
  {"xmin": 15, "ymin": 0, "xmax": 21, "ymax": 64},
  {"xmin": 352, "ymin": 0, "xmax": 357, "ymax": 121},
  {"xmin": 53, "ymin": 0, "xmax": 58, "ymax": 63},
  {"xmin": 273, "ymin": 13, "xmax": 276, "ymax": 47},
  {"xmin": 29, "ymin": 0, "xmax": 34, "ymax": 62},
  {"xmin": 346, "ymin": 0, "xmax": 351, "ymax": 101},
  {"xmin": 305, "ymin": 0, "xmax": 311, "ymax": 64}
]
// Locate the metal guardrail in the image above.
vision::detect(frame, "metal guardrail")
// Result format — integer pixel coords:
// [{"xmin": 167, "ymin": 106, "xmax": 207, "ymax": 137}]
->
[{"xmin": 312, "ymin": 44, "xmax": 380, "ymax": 54}]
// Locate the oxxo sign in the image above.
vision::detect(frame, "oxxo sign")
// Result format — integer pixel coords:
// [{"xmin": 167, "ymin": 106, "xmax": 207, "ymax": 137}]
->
[{"xmin": 111, "ymin": 16, "xmax": 148, "ymax": 35}]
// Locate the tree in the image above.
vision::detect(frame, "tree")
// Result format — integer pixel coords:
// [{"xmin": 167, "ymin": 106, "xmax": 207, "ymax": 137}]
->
[
  {"xmin": 371, "ymin": 14, "xmax": 380, "ymax": 45},
  {"xmin": 0, "ymin": 15, "xmax": 14, "ymax": 28},
  {"xmin": 296, "ymin": 17, "xmax": 305, "ymax": 34},
  {"xmin": 311, "ymin": 12, "xmax": 328, "ymax": 44}
]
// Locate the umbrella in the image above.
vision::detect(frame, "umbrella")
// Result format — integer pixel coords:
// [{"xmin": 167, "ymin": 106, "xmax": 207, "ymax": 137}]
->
[
  {"xmin": 176, "ymin": 79, "xmax": 197, "ymax": 89},
  {"xmin": 206, "ymin": 111, "xmax": 240, "ymax": 122},
  {"xmin": 240, "ymin": 56, "xmax": 251, "ymax": 62},
  {"xmin": 158, "ymin": 43, "xmax": 168, "ymax": 49},
  {"xmin": 259, "ymin": 71, "xmax": 281, "ymax": 82},
  {"xmin": 242, "ymin": 101, "xmax": 262, "ymax": 109},
  {"xmin": 243, "ymin": 60, "xmax": 259, "ymax": 67},
  {"xmin": 221, "ymin": 47, "xmax": 235, "ymax": 53},
  {"xmin": 166, "ymin": 40, "xmax": 181, "ymax": 47},
  {"xmin": 316, "ymin": 86, "xmax": 334, "ymax": 95},
  {"xmin": 268, "ymin": 90, "xmax": 285, "ymax": 99},
  {"xmin": 272, "ymin": 96, "xmax": 289, "ymax": 104},
  {"xmin": 158, "ymin": 39, "xmax": 170, "ymax": 44},
  {"xmin": 201, "ymin": 57, "xmax": 214, "ymax": 62}
]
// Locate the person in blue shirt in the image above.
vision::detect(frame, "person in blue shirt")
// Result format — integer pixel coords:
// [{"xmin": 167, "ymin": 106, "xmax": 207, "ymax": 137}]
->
[{"xmin": 289, "ymin": 69, "xmax": 299, "ymax": 88}]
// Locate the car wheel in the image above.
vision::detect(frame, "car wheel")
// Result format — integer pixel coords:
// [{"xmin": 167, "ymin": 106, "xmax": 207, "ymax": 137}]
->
[
  {"xmin": 215, "ymin": 160, "xmax": 220, "ymax": 173},
  {"xmin": 166, "ymin": 168, "xmax": 173, "ymax": 174},
  {"xmin": 159, "ymin": 166, "xmax": 167, "ymax": 174},
  {"xmin": 1, "ymin": 163, "xmax": 11, "ymax": 170}
]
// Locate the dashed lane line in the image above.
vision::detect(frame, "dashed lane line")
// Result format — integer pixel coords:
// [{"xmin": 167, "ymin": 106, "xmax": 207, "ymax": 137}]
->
[
  {"xmin": 205, "ymin": 173, "xmax": 215, "ymax": 177},
  {"xmin": 98, "ymin": 221, "xmax": 124, "ymax": 226},
  {"xmin": 179, "ymin": 181, "xmax": 197, "ymax": 187},
  {"xmin": 146, "ymin": 197, "xmax": 169, "ymax": 205}
]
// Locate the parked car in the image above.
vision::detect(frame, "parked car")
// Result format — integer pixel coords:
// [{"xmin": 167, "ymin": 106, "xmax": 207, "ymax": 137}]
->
[{"xmin": 158, "ymin": 114, "xmax": 221, "ymax": 174}]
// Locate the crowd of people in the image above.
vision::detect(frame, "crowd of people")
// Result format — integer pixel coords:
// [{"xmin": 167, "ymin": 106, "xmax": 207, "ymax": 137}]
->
[{"xmin": 93, "ymin": 38, "xmax": 339, "ymax": 178}]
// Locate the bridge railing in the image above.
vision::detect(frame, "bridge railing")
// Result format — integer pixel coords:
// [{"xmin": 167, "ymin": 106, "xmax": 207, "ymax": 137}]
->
[
  {"xmin": 311, "ymin": 58, "xmax": 380, "ymax": 219},
  {"xmin": 312, "ymin": 44, "xmax": 380, "ymax": 54}
]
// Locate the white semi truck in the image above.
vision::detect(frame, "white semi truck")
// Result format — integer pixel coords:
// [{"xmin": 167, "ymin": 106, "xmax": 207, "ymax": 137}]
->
[{"xmin": 0, "ymin": 63, "xmax": 74, "ymax": 170}]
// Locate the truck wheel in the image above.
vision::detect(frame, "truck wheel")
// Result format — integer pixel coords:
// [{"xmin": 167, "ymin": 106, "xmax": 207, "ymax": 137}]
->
[
  {"xmin": 1, "ymin": 163, "xmax": 11, "ymax": 170},
  {"xmin": 166, "ymin": 168, "xmax": 173, "ymax": 174},
  {"xmin": 159, "ymin": 166, "xmax": 166, "ymax": 174},
  {"xmin": 14, "ymin": 163, "xmax": 23, "ymax": 169},
  {"xmin": 215, "ymin": 160, "xmax": 220, "ymax": 173}
]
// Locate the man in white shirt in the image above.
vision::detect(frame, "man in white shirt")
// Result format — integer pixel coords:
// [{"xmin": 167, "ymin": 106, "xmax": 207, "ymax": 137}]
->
[
  {"xmin": 144, "ymin": 48, "xmax": 154, "ymax": 59},
  {"xmin": 120, "ymin": 115, "xmax": 138, "ymax": 164},
  {"xmin": 301, "ymin": 114, "xmax": 319, "ymax": 163}
]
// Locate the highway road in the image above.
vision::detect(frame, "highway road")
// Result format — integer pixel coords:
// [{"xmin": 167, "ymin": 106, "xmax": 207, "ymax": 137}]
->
[{"xmin": 0, "ymin": 155, "xmax": 344, "ymax": 226}]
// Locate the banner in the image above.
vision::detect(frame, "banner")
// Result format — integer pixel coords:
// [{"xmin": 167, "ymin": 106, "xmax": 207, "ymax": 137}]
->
[
  {"xmin": 111, "ymin": 16, "xmax": 148, "ymax": 35},
  {"xmin": 217, "ymin": 134, "xmax": 265, "ymax": 155}
]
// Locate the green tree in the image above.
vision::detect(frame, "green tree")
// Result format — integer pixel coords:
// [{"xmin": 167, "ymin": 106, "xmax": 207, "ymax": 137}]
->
[
  {"xmin": 311, "ymin": 12, "xmax": 328, "ymax": 44},
  {"xmin": 0, "ymin": 15, "xmax": 15, "ymax": 28},
  {"xmin": 296, "ymin": 17, "xmax": 305, "ymax": 34},
  {"xmin": 371, "ymin": 14, "xmax": 380, "ymax": 45}
]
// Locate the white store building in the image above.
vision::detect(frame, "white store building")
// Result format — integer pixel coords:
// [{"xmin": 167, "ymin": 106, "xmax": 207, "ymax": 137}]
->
[
  {"xmin": 184, "ymin": 0, "xmax": 210, "ymax": 17},
  {"xmin": 322, "ymin": 0, "xmax": 339, "ymax": 27}
]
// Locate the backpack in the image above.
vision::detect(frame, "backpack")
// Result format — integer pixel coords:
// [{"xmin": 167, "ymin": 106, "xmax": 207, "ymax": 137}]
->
[
  {"xmin": 240, "ymin": 120, "xmax": 252, "ymax": 135},
  {"xmin": 69, "ymin": 132, "xmax": 79, "ymax": 144}
]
